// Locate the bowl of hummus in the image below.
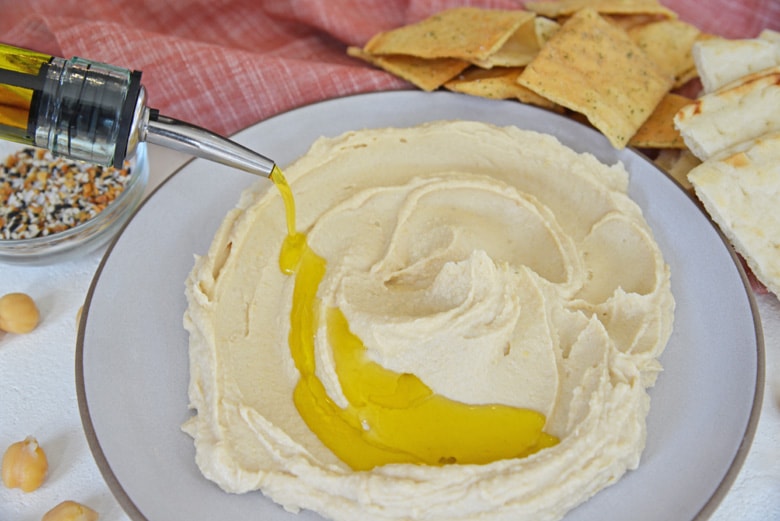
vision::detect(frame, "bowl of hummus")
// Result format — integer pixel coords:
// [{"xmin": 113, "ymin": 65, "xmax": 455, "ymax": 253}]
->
[{"xmin": 182, "ymin": 119, "xmax": 675, "ymax": 521}]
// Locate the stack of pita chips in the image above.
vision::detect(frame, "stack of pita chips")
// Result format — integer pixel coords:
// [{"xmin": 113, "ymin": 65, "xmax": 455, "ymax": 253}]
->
[
  {"xmin": 349, "ymin": 0, "xmax": 707, "ymax": 150},
  {"xmin": 348, "ymin": 8, "xmax": 561, "ymax": 109}
]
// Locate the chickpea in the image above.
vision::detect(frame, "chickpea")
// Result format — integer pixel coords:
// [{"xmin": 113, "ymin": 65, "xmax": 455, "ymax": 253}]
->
[
  {"xmin": 42, "ymin": 500, "xmax": 99, "ymax": 521},
  {"xmin": 0, "ymin": 292, "xmax": 40, "ymax": 334},
  {"xmin": 1, "ymin": 436, "xmax": 48, "ymax": 492}
]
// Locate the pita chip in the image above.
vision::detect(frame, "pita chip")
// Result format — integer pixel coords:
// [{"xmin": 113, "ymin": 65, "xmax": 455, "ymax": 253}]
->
[
  {"xmin": 628, "ymin": 19, "xmax": 702, "ymax": 87},
  {"xmin": 364, "ymin": 8, "xmax": 535, "ymax": 62},
  {"xmin": 629, "ymin": 93, "xmax": 691, "ymax": 148},
  {"xmin": 347, "ymin": 47, "xmax": 469, "ymax": 91},
  {"xmin": 654, "ymin": 148, "xmax": 700, "ymax": 190},
  {"xmin": 519, "ymin": 8, "xmax": 673, "ymax": 149},
  {"xmin": 444, "ymin": 67, "xmax": 562, "ymax": 111},
  {"xmin": 471, "ymin": 16, "xmax": 561, "ymax": 68}
]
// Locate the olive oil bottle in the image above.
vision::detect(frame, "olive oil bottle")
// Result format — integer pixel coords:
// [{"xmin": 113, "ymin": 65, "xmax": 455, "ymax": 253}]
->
[
  {"xmin": 0, "ymin": 43, "xmax": 276, "ymax": 176},
  {"xmin": 0, "ymin": 43, "xmax": 143, "ymax": 167}
]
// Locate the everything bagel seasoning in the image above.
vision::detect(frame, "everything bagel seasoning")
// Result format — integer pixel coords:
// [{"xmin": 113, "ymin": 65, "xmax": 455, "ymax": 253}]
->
[{"xmin": 0, "ymin": 148, "xmax": 132, "ymax": 240}]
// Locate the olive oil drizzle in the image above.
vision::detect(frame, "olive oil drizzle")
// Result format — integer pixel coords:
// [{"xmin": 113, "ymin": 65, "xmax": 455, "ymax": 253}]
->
[
  {"xmin": 270, "ymin": 166, "xmax": 558, "ymax": 471},
  {"xmin": 270, "ymin": 166, "xmax": 306, "ymax": 274}
]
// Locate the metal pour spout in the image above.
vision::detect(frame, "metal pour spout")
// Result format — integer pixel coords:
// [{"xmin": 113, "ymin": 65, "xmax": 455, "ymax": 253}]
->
[
  {"xmin": 141, "ymin": 108, "xmax": 276, "ymax": 178},
  {"xmin": 120, "ymin": 85, "xmax": 276, "ymax": 178}
]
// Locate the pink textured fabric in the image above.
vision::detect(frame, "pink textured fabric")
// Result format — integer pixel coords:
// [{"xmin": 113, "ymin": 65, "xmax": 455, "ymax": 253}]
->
[{"xmin": 0, "ymin": 0, "xmax": 778, "ymax": 136}]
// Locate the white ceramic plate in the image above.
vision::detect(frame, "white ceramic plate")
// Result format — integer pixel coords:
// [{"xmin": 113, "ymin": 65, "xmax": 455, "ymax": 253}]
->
[{"xmin": 76, "ymin": 92, "xmax": 763, "ymax": 521}]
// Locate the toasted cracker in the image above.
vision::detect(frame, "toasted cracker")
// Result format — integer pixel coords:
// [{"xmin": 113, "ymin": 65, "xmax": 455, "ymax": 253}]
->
[
  {"xmin": 628, "ymin": 19, "xmax": 701, "ymax": 88},
  {"xmin": 444, "ymin": 67, "xmax": 562, "ymax": 111},
  {"xmin": 534, "ymin": 16, "xmax": 562, "ymax": 44},
  {"xmin": 347, "ymin": 47, "xmax": 469, "ymax": 92},
  {"xmin": 525, "ymin": 0, "xmax": 676, "ymax": 19},
  {"xmin": 364, "ymin": 7, "xmax": 535, "ymax": 62},
  {"xmin": 654, "ymin": 148, "xmax": 700, "ymax": 190},
  {"xmin": 629, "ymin": 93, "xmax": 691, "ymax": 148},
  {"xmin": 471, "ymin": 16, "xmax": 561, "ymax": 68},
  {"xmin": 445, "ymin": 67, "xmax": 529, "ymax": 99},
  {"xmin": 518, "ymin": 8, "xmax": 673, "ymax": 149}
]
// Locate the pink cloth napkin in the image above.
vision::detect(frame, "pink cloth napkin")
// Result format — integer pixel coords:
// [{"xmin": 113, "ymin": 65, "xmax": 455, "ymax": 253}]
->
[{"xmin": 1, "ymin": 0, "xmax": 778, "ymax": 137}]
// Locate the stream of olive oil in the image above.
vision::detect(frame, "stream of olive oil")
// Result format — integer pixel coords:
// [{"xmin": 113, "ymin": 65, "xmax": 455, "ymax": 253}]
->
[{"xmin": 270, "ymin": 165, "xmax": 558, "ymax": 471}]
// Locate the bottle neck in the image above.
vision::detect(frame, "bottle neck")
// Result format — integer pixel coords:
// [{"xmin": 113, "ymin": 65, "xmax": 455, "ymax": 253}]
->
[
  {"xmin": 0, "ymin": 44, "xmax": 144, "ymax": 167},
  {"xmin": 32, "ymin": 57, "xmax": 144, "ymax": 167}
]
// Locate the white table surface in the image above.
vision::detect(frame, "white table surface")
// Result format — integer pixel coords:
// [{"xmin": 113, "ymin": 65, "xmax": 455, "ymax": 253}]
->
[{"xmin": 1, "ymin": 144, "xmax": 778, "ymax": 521}]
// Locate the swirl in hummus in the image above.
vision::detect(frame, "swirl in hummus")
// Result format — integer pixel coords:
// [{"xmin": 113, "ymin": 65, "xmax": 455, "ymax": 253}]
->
[{"xmin": 183, "ymin": 121, "xmax": 675, "ymax": 521}]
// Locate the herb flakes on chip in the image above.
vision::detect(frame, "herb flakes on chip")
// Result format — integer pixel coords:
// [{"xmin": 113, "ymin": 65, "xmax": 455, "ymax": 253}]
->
[
  {"xmin": 628, "ymin": 19, "xmax": 703, "ymax": 88},
  {"xmin": 364, "ymin": 7, "xmax": 534, "ymax": 62}
]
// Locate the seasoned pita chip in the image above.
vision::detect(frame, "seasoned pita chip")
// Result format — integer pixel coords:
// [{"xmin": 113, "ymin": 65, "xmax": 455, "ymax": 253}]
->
[
  {"xmin": 688, "ymin": 132, "xmax": 780, "ymax": 296},
  {"xmin": 629, "ymin": 93, "xmax": 691, "ymax": 148},
  {"xmin": 445, "ymin": 67, "xmax": 528, "ymax": 98},
  {"xmin": 347, "ymin": 47, "xmax": 469, "ymax": 91},
  {"xmin": 654, "ymin": 148, "xmax": 700, "ymax": 190},
  {"xmin": 628, "ymin": 20, "xmax": 701, "ymax": 87},
  {"xmin": 525, "ymin": 0, "xmax": 676, "ymax": 19},
  {"xmin": 364, "ymin": 8, "xmax": 534, "ymax": 62},
  {"xmin": 535, "ymin": 16, "xmax": 562, "ymax": 43},
  {"xmin": 693, "ymin": 37, "xmax": 780, "ymax": 93},
  {"xmin": 674, "ymin": 66, "xmax": 780, "ymax": 160},
  {"xmin": 471, "ymin": 16, "xmax": 561, "ymax": 68},
  {"xmin": 444, "ymin": 67, "xmax": 562, "ymax": 111},
  {"xmin": 518, "ymin": 8, "xmax": 673, "ymax": 149}
]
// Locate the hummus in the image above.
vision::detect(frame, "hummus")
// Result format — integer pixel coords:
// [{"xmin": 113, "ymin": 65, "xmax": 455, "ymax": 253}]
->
[{"xmin": 183, "ymin": 121, "xmax": 675, "ymax": 521}]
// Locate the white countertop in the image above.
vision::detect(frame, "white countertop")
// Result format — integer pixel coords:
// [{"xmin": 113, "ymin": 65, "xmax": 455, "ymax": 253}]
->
[{"xmin": 1, "ymin": 144, "xmax": 778, "ymax": 521}]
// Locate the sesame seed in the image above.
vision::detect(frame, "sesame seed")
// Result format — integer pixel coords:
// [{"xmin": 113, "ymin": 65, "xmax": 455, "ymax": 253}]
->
[{"xmin": 0, "ymin": 148, "xmax": 132, "ymax": 240}]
